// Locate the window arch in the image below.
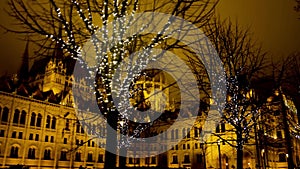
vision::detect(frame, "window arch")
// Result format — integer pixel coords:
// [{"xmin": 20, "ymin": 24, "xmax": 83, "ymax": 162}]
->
[
  {"xmin": 13, "ymin": 109, "xmax": 20, "ymax": 124},
  {"xmin": 20, "ymin": 110, "xmax": 27, "ymax": 125},
  {"xmin": 28, "ymin": 147, "xmax": 36, "ymax": 159},
  {"xmin": 10, "ymin": 146, "xmax": 19, "ymax": 158},
  {"xmin": 46, "ymin": 115, "xmax": 51, "ymax": 128},
  {"xmin": 87, "ymin": 152, "xmax": 93, "ymax": 162},
  {"xmin": 60, "ymin": 149, "xmax": 68, "ymax": 161},
  {"xmin": 44, "ymin": 148, "xmax": 51, "ymax": 160},
  {"xmin": 36, "ymin": 113, "xmax": 42, "ymax": 127},
  {"xmin": 1, "ymin": 107, "xmax": 9, "ymax": 122},
  {"xmin": 182, "ymin": 128, "xmax": 186, "ymax": 138},
  {"xmin": 30, "ymin": 112, "xmax": 36, "ymax": 126},
  {"xmin": 75, "ymin": 151, "xmax": 82, "ymax": 161},
  {"xmin": 187, "ymin": 128, "xmax": 190, "ymax": 138},
  {"xmin": 51, "ymin": 117, "xmax": 56, "ymax": 129},
  {"xmin": 76, "ymin": 121, "xmax": 81, "ymax": 133}
]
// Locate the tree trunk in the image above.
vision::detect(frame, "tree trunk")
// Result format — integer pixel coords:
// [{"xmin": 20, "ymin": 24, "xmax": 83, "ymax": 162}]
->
[
  {"xmin": 236, "ymin": 133, "xmax": 244, "ymax": 169},
  {"xmin": 104, "ymin": 110, "xmax": 118, "ymax": 169},
  {"xmin": 119, "ymin": 148, "xmax": 127, "ymax": 168}
]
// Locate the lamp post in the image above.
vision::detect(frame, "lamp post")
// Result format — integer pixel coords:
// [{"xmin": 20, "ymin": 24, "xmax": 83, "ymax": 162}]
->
[{"xmin": 218, "ymin": 140, "xmax": 222, "ymax": 169}]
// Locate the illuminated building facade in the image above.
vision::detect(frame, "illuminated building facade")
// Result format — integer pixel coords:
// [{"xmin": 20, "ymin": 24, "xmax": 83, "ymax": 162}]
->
[{"xmin": 0, "ymin": 43, "xmax": 299, "ymax": 169}]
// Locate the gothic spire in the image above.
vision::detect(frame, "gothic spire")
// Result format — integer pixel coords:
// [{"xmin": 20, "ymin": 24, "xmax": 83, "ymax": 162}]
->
[{"xmin": 18, "ymin": 40, "xmax": 30, "ymax": 82}]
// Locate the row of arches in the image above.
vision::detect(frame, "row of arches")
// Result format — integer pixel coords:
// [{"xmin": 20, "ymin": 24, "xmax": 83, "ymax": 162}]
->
[{"xmin": 0, "ymin": 106, "xmax": 57, "ymax": 129}]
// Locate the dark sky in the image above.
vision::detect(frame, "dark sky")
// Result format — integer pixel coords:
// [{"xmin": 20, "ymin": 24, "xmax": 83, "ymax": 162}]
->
[{"xmin": 0, "ymin": 0, "xmax": 299, "ymax": 75}]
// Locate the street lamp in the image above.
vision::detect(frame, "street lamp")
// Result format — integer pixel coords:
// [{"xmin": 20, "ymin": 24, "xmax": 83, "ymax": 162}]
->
[{"xmin": 218, "ymin": 140, "xmax": 222, "ymax": 169}]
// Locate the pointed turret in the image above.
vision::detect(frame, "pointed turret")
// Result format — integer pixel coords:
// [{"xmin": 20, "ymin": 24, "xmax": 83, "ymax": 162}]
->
[{"xmin": 18, "ymin": 41, "xmax": 30, "ymax": 82}]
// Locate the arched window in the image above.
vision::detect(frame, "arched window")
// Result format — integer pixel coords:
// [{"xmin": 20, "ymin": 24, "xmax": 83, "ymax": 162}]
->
[
  {"xmin": 28, "ymin": 148, "xmax": 36, "ymax": 159},
  {"xmin": 175, "ymin": 129, "xmax": 179, "ymax": 139},
  {"xmin": 36, "ymin": 114, "xmax": 42, "ymax": 127},
  {"xmin": 44, "ymin": 149, "xmax": 51, "ymax": 160},
  {"xmin": 13, "ymin": 109, "xmax": 20, "ymax": 124},
  {"xmin": 171, "ymin": 130, "xmax": 174, "ymax": 140},
  {"xmin": 1, "ymin": 107, "xmax": 9, "ymax": 122},
  {"xmin": 76, "ymin": 122, "xmax": 81, "ymax": 133},
  {"xmin": 65, "ymin": 119, "xmax": 70, "ymax": 130},
  {"xmin": 60, "ymin": 150, "xmax": 67, "ymax": 161},
  {"xmin": 75, "ymin": 152, "xmax": 82, "ymax": 161},
  {"xmin": 194, "ymin": 127, "xmax": 199, "ymax": 137},
  {"xmin": 182, "ymin": 128, "xmax": 186, "ymax": 138},
  {"xmin": 30, "ymin": 112, "xmax": 36, "ymax": 126},
  {"xmin": 46, "ymin": 115, "xmax": 51, "ymax": 128},
  {"xmin": 51, "ymin": 117, "xmax": 56, "ymax": 129},
  {"xmin": 221, "ymin": 123, "xmax": 226, "ymax": 132},
  {"xmin": 87, "ymin": 152, "xmax": 93, "ymax": 162},
  {"xmin": 20, "ymin": 110, "xmax": 26, "ymax": 125},
  {"xmin": 10, "ymin": 146, "xmax": 19, "ymax": 158},
  {"xmin": 187, "ymin": 128, "xmax": 190, "ymax": 138}
]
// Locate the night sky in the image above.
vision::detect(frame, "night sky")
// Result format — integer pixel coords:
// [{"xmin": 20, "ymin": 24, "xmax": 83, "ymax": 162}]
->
[{"xmin": 0, "ymin": 0, "xmax": 299, "ymax": 75}]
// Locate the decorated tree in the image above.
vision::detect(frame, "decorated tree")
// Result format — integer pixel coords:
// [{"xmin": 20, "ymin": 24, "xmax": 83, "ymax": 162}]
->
[
  {"xmin": 4, "ymin": 0, "xmax": 221, "ymax": 168},
  {"xmin": 204, "ymin": 17, "xmax": 267, "ymax": 169}
]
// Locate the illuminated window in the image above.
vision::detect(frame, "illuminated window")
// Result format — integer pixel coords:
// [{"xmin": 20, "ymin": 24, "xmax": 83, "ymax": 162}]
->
[
  {"xmin": 194, "ymin": 127, "xmax": 199, "ymax": 137},
  {"xmin": 64, "ymin": 138, "xmax": 67, "ymax": 144},
  {"xmin": 51, "ymin": 117, "xmax": 56, "ymax": 129},
  {"xmin": 65, "ymin": 119, "xmax": 70, "ymax": 130},
  {"xmin": 172, "ymin": 155, "xmax": 178, "ymax": 164},
  {"xmin": 10, "ymin": 146, "xmax": 19, "ymax": 158},
  {"xmin": 46, "ymin": 115, "xmax": 51, "ymax": 128},
  {"xmin": 13, "ymin": 109, "xmax": 20, "ymax": 124},
  {"xmin": 98, "ymin": 154, "xmax": 104, "ymax": 163},
  {"xmin": 36, "ymin": 114, "xmax": 42, "ymax": 127},
  {"xmin": 44, "ymin": 149, "xmax": 51, "ymax": 160},
  {"xmin": 1, "ymin": 107, "xmax": 9, "ymax": 122},
  {"xmin": 50, "ymin": 136, "xmax": 54, "ymax": 143},
  {"xmin": 35, "ymin": 134, "xmax": 39, "ymax": 141},
  {"xmin": 183, "ymin": 155, "xmax": 190, "ymax": 163},
  {"xmin": 60, "ymin": 151, "xmax": 67, "ymax": 161},
  {"xmin": 30, "ymin": 112, "xmax": 36, "ymax": 126},
  {"xmin": 20, "ymin": 110, "xmax": 26, "ymax": 125},
  {"xmin": 12, "ymin": 131, "xmax": 17, "ymax": 138},
  {"xmin": 187, "ymin": 128, "xmax": 190, "ymax": 138},
  {"xmin": 28, "ymin": 148, "xmax": 36, "ymax": 159},
  {"xmin": 75, "ymin": 152, "xmax": 81, "ymax": 161},
  {"xmin": 87, "ymin": 153, "xmax": 93, "ymax": 162},
  {"xmin": 29, "ymin": 133, "xmax": 33, "ymax": 140},
  {"xmin": 18, "ymin": 132, "xmax": 23, "ymax": 139}
]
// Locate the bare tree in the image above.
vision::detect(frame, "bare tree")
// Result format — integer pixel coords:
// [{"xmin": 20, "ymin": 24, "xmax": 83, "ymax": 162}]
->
[
  {"xmin": 4, "ymin": 0, "xmax": 219, "ymax": 168},
  {"xmin": 262, "ymin": 53, "xmax": 300, "ymax": 169},
  {"xmin": 204, "ymin": 17, "xmax": 268, "ymax": 169}
]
